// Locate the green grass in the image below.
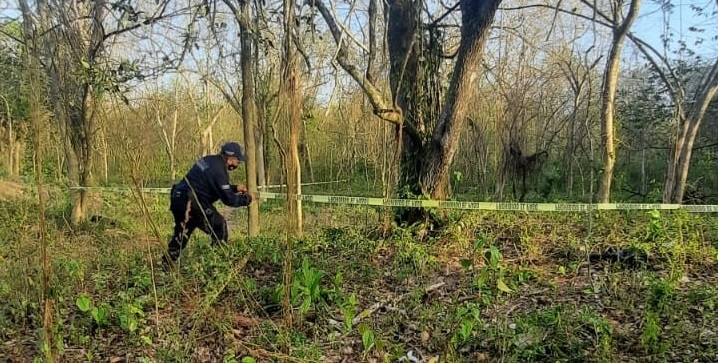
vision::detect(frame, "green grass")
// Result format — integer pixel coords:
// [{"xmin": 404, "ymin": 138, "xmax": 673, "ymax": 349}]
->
[{"xmin": 1, "ymin": 188, "xmax": 717, "ymax": 362}]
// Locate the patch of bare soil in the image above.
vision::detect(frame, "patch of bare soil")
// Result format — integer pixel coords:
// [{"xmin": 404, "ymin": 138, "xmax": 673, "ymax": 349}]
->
[{"xmin": 0, "ymin": 180, "xmax": 24, "ymax": 201}]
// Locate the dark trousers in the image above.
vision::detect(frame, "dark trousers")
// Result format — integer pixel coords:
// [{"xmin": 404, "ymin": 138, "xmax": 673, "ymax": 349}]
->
[{"xmin": 166, "ymin": 188, "xmax": 228, "ymax": 261}]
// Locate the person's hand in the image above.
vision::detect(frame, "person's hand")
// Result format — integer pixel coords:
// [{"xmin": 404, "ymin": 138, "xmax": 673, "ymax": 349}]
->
[{"xmin": 234, "ymin": 184, "xmax": 248, "ymax": 193}]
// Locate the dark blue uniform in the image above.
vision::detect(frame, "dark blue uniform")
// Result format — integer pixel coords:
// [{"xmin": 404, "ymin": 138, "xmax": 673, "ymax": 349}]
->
[{"xmin": 166, "ymin": 154, "xmax": 252, "ymax": 262}]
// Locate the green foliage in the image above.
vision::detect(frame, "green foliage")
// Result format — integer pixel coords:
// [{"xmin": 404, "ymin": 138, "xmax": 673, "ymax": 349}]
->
[
  {"xmin": 339, "ymin": 293, "xmax": 358, "ymax": 331},
  {"xmin": 3, "ymin": 186, "xmax": 718, "ymax": 361},
  {"xmin": 272, "ymin": 257, "xmax": 327, "ymax": 319},
  {"xmin": 358, "ymin": 323, "xmax": 376, "ymax": 358}
]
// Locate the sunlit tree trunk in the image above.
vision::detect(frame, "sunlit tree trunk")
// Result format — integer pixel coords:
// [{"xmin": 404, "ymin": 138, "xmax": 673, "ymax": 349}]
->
[
  {"xmin": 283, "ymin": 2, "xmax": 302, "ymax": 237},
  {"xmin": 597, "ymin": 0, "xmax": 642, "ymax": 203},
  {"xmin": 664, "ymin": 60, "xmax": 718, "ymax": 202},
  {"xmin": 278, "ymin": 0, "xmax": 303, "ymax": 333}
]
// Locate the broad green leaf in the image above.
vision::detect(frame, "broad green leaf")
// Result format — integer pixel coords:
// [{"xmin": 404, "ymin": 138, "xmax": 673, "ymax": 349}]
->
[{"xmin": 76, "ymin": 295, "xmax": 91, "ymax": 312}]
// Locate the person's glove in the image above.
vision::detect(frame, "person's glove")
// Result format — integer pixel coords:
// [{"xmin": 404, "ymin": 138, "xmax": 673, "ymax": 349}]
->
[{"xmin": 232, "ymin": 184, "xmax": 248, "ymax": 193}]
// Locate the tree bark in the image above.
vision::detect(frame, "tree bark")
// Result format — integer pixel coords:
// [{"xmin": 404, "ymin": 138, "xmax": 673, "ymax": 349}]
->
[
  {"xmin": 597, "ymin": 0, "xmax": 642, "ymax": 203},
  {"xmin": 386, "ymin": 0, "xmax": 426, "ymax": 197},
  {"xmin": 312, "ymin": 0, "xmax": 502, "ymax": 207},
  {"xmin": 255, "ymin": 119, "xmax": 266, "ymax": 187},
  {"xmin": 418, "ymin": 0, "xmax": 502, "ymax": 199},
  {"xmin": 154, "ymin": 106, "xmax": 177, "ymax": 181},
  {"xmin": 19, "ymin": 1, "xmax": 55, "ymax": 359},
  {"xmin": 283, "ymin": 0, "xmax": 302, "ymax": 237},
  {"xmin": 664, "ymin": 59, "xmax": 718, "ymax": 202},
  {"xmin": 13, "ymin": 140, "xmax": 23, "ymax": 177},
  {"xmin": 238, "ymin": 0, "xmax": 260, "ymax": 237},
  {"xmin": 640, "ymin": 131, "xmax": 647, "ymax": 198},
  {"xmin": 1, "ymin": 95, "xmax": 14, "ymax": 177}
]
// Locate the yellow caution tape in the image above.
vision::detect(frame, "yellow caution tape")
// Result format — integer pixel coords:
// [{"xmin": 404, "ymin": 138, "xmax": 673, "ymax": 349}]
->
[
  {"xmin": 67, "ymin": 187, "xmax": 718, "ymax": 212},
  {"xmin": 259, "ymin": 192, "xmax": 715, "ymax": 212}
]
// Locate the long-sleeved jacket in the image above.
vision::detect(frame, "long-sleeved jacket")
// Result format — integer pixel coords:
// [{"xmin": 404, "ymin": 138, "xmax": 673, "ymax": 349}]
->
[{"xmin": 173, "ymin": 155, "xmax": 252, "ymax": 207}]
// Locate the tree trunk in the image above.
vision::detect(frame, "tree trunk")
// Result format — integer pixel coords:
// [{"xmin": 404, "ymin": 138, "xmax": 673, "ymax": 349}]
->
[
  {"xmin": 239, "ymin": 0, "xmax": 260, "ymax": 237},
  {"xmin": 417, "ymin": 0, "xmax": 501, "ymax": 199},
  {"xmin": 300, "ymin": 120, "xmax": 314, "ymax": 182},
  {"xmin": 567, "ymin": 118, "xmax": 575, "ymax": 198},
  {"xmin": 155, "ymin": 108, "xmax": 177, "ymax": 180},
  {"xmin": 311, "ymin": 0, "xmax": 501, "ymax": 225},
  {"xmin": 99, "ymin": 125, "xmax": 109, "ymax": 183},
  {"xmin": 664, "ymin": 60, "xmax": 718, "ymax": 202},
  {"xmin": 170, "ymin": 107, "xmax": 178, "ymax": 179},
  {"xmin": 386, "ymin": 0, "xmax": 426, "ymax": 199},
  {"xmin": 279, "ymin": 0, "xmax": 302, "ymax": 334},
  {"xmin": 283, "ymin": 4, "xmax": 302, "ymax": 238},
  {"xmin": 2, "ymin": 95, "xmax": 14, "ymax": 177},
  {"xmin": 255, "ymin": 121, "xmax": 266, "ymax": 187},
  {"xmin": 19, "ymin": 2, "xmax": 56, "ymax": 359},
  {"xmin": 640, "ymin": 130, "xmax": 647, "ymax": 199},
  {"xmin": 597, "ymin": 0, "xmax": 642, "ymax": 202}
]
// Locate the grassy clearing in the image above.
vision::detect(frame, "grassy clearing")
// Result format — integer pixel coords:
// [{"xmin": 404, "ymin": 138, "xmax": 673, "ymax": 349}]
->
[{"xmin": 1, "ymin": 188, "xmax": 717, "ymax": 362}]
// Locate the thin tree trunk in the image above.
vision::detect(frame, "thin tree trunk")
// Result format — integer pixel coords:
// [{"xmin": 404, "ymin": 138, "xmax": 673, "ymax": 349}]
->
[
  {"xmin": 155, "ymin": 109, "xmax": 176, "ymax": 180},
  {"xmin": 2, "ymin": 96, "xmax": 14, "ymax": 177},
  {"xmin": 20, "ymin": 0, "xmax": 55, "ymax": 358},
  {"xmin": 13, "ymin": 140, "xmax": 22, "ymax": 177},
  {"xmin": 284, "ymin": 13, "xmax": 302, "ymax": 238},
  {"xmin": 170, "ymin": 106, "xmax": 178, "ymax": 179},
  {"xmin": 256, "ymin": 122, "xmax": 266, "ymax": 187},
  {"xmin": 98, "ymin": 124, "xmax": 109, "ymax": 183},
  {"xmin": 238, "ymin": 0, "xmax": 260, "ymax": 237},
  {"xmin": 301, "ymin": 119, "xmax": 314, "ymax": 182},
  {"xmin": 280, "ymin": 0, "xmax": 302, "ymax": 334},
  {"xmin": 640, "ymin": 131, "xmax": 647, "ymax": 198},
  {"xmin": 597, "ymin": 0, "xmax": 642, "ymax": 202}
]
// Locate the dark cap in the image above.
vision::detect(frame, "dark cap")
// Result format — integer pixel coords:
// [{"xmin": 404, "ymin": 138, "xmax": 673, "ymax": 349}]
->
[{"xmin": 220, "ymin": 142, "xmax": 248, "ymax": 162}]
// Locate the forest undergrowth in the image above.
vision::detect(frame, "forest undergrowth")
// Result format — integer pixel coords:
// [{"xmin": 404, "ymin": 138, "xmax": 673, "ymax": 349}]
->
[{"xmin": 1, "ymin": 185, "xmax": 717, "ymax": 363}]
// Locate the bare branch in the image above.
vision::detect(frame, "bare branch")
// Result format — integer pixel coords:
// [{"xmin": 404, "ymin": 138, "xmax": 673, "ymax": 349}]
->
[
  {"xmin": 366, "ymin": 0, "xmax": 377, "ymax": 82},
  {"xmin": 427, "ymin": 1, "xmax": 460, "ymax": 28},
  {"xmin": 501, "ymin": 2, "xmax": 686, "ymax": 106},
  {"xmin": 306, "ymin": 0, "xmax": 403, "ymax": 126}
]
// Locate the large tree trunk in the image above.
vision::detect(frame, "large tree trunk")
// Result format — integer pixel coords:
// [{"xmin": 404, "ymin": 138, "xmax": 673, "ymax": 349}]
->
[
  {"xmin": 66, "ymin": 129, "xmax": 91, "ymax": 224},
  {"xmin": 386, "ymin": 0, "xmax": 426, "ymax": 197},
  {"xmin": 238, "ymin": 0, "xmax": 260, "ymax": 237},
  {"xmin": 597, "ymin": 0, "xmax": 642, "ymax": 203},
  {"xmin": 418, "ymin": 0, "xmax": 501, "ymax": 199},
  {"xmin": 33, "ymin": 0, "xmax": 106, "ymax": 224},
  {"xmin": 386, "ymin": 0, "xmax": 501, "ymax": 203},
  {"xmin": 311, "ymin": 0, "xmax": 501, "ymax": 226}
]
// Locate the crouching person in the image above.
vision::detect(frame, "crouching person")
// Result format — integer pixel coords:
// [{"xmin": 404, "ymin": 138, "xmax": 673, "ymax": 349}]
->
[{"xmin": 163, "ymin": 142, "xmax": 253, "ymax": 266}]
